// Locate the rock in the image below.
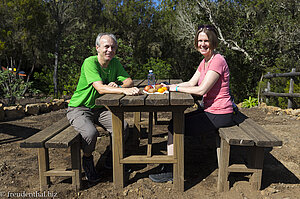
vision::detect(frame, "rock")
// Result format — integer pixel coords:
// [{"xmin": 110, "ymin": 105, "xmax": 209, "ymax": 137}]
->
[
  {"xmin": 38, "ymin": 103, "xmax": 50, "ymax": 113},
  {"xmin": 291, "ymin": 109, "xmax": 300, "ymax": 116},
  {"xmin": 283, "ymin": 108, "xmax": 293, "ymax": 115},
  {"xmin": 4, "ymin": 105, "xmax": 25, "ymax": 120},
  {"xmin": 25, "ymin": 104, "xmax": 40, "ymax": 115},
  {"xmin": 51, "ymin": 99, "xmax": 66, "ymax": 111},
  {"xmin": 266, "ymin": 187, "xmax": 277, "ymax": 194},
  {"xmin": 267, "ymin": 106, "xmax": 281, "ymax": 113},
  {"xmin": 123, "ymin": 189, "xmax": 129, "ymax": 196},
  {"xmin": 259, "ymin": 102, "xmax": 268, "ymax": 108},
  {"xmin": 237, "ymin": 103, "xmax": 243, "ymax": 109}
]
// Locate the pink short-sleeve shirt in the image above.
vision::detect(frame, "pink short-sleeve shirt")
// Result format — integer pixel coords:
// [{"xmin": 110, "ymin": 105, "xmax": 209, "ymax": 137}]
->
[{"xmin": 197, "ymin": 54, "xmax": 233, "ymax": 114}]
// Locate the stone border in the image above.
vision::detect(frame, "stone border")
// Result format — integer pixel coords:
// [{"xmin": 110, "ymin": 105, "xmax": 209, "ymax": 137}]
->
[
  {"xmin": 237, "ymin": 102, "xmax": 300, "ymax": 120},
  {"xmin": 0, "ymin": 99, "xmax": 70, "ymax": 121},
  {"xmin": 1, "ymin": 101, "xmax": 299, "ymax": 121}
]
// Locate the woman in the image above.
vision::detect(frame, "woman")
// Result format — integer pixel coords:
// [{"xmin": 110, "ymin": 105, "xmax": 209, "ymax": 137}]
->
[{"xmin": 149, "ymin": 24, "xmax": 235, "ymax": 183}]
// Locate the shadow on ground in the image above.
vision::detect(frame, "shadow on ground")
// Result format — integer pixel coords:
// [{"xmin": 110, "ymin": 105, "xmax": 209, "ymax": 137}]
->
[{"xmin": 0, "ymin": 123, "xmax": 39, "ymax": 145}]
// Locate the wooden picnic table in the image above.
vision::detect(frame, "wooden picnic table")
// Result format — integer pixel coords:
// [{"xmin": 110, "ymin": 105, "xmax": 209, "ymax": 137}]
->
[{"xmin": 95, "ymin": 79, "xmax": 194, "ymax": 192}]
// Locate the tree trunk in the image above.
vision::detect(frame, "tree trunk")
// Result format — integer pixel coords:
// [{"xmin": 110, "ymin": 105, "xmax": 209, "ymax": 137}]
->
[{"xmin": 53, "ymin": 41, "xmax": 59, "ymax": 98}]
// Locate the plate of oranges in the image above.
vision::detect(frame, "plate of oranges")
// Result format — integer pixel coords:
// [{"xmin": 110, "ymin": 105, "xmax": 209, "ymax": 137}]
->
[{"xmin": 143, "ymin": 84, "xmax": 169, "ymax": 94}]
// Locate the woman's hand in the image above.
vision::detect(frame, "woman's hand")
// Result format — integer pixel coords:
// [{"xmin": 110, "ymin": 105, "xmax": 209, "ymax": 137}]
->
[
  {"xmin": 161, "ymin": 83, "xmax": 178, "ymax": 92},
  {"xmin": 168, "ymin": 84, "xmax": 178, "ymax": 92}
]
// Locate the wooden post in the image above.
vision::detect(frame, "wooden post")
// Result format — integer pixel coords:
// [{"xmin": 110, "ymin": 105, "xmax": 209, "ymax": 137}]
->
[
  {"xmin": 217, "ymin": 138, "xmax": 230, "ymax": 192},
  {"xmin": 173, "ymin": 110, "xmax": 185, "ymax": 192},
  {"xmin": 147, "ymin": 112, "xmax": 153, "ymax": 157},
  {"xmin": 288, "ymin": 68, "xmax": 295, "ymax": 109},
  {"xmin": 38, "ymin": 148, "xmax": 50, "ymax": 191},
  {"xmin": 71, "ymin": 142, "xmax": 82, "ymax": 191},
  {"xmin": 248, "ymin": 147, "xmax": 264, "ymax": 190},
  {"xmin": 266, "ymin": 72, "xmax": 271, "ymax": 105},
  {"xmin": 111, "ymin": 109, "xmax": 124, "ymax": 189},
  {"xmin": 134, "ymin": 112, "xmax": 141, "ymax": 134}
]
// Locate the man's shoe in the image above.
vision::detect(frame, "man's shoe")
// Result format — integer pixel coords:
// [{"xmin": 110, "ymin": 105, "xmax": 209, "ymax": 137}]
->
[
  {"xmin": 82, "ymin": 155, "xmax": 101, "ymax": 183},
  {"xmin": 149, "ymin": 164, "xmax": 173, "ymax": 183}
]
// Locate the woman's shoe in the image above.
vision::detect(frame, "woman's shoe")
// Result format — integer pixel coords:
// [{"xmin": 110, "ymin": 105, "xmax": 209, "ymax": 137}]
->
[{"xmin": 149, "ymin": 164, "xmax": 173, "ymax": 183}]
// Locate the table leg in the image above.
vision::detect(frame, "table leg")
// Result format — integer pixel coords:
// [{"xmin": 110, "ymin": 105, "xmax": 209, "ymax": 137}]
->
[
  {"xmin": 134, "ymin": 112, "xmax": 141, "ymax": 134},
  {"xmin": 111, "ymin": 109, "xmax": 124, "ymax": 189},
  {"xmin": 147, "ymin": 112, "xmax": 153, "ymax": 157},
  {"xmin": 173, "ymin": 110, "xmax": 184, "ymax": 192}
]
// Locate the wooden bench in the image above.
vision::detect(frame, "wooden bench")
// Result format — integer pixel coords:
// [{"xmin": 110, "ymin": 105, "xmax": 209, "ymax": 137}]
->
[
  {"xmin": 217, "ymin": 111, "xmax": 282, "ymax": 192},
  {"xmin": 20, "ymin": 117, "xmax": 82, "ymax": 191}
]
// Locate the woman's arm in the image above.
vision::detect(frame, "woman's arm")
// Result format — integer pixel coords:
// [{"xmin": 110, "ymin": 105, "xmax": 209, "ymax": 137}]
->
[
  {"xmin": 169, "ymin": 70, "xmax": 220, "ymax": 96},
  {"xmin": 162, "ymin": 69, "xmax": 200, "ymax": 88}
]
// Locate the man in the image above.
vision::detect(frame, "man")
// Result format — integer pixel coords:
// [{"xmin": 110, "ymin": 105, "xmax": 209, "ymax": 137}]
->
[{"xmin": 67, "ymin": 33, "xmax": 140, "ymax": 182}]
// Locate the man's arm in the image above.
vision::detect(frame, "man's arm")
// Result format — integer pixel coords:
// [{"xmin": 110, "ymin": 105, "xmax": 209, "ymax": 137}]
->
[
  {"xmin": 120, "ymin": 77, "xmax": 134, "ymax": 88},
  {"xmin": 107, "ymin": 77, "xmax": 133, "ymax": 88},
  {"xmin": 93, "ymin": 80, "xmax": 139, "ymax": 95}
]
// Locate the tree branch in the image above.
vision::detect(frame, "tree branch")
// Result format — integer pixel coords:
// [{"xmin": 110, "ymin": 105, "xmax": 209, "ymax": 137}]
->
[{"xmin": 196, "ymin": 0, "xmax": 253, "ymax": 61}]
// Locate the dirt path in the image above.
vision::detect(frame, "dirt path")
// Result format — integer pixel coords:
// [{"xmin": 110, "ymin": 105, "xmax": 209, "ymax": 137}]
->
[{"xmin": 0, "ymin": 107, "xmax": 299, "ymax": 199}]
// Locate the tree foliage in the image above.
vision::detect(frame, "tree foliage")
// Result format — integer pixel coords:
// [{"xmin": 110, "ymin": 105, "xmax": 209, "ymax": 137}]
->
[{"xmin": 0, "ymin": 0, "xmax": 299, "ymax": 107}]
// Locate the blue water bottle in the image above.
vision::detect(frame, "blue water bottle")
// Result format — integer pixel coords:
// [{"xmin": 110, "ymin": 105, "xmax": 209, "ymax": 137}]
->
[{"xmin": 147, "ymin": 70, "xmax": 155, "ymax": 86}]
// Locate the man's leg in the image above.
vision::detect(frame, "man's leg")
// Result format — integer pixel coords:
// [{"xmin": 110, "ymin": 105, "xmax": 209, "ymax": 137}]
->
[
  {"xmin": 67, "ymin": 107, "xmax": 100, "ymax": 182},
  {"xmin": 94, "ymin": 108, "xmax": 129, "ymax": 169}
]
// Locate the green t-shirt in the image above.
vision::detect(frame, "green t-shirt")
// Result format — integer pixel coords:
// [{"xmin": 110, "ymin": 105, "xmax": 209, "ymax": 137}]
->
[{"xmin": 69, "ymin": 56, "xmax": 130, "ymax": 109}]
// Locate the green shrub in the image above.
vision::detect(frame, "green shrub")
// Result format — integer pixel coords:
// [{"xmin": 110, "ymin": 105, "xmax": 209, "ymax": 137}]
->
[
  {"xmin": 242, "ymin": 96, "xmax": 258, "ymax": 108},
  {"xmin": 0, "ymin": 70, "xmax": 36, "ymax": 105}
]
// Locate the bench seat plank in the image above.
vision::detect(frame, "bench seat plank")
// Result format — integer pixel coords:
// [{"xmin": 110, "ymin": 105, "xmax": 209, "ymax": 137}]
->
[
  {"xmin": 45, "ymin": 126, "xmax": 80, "ymax": 148},
  {"xmin": 219, "ymin": 126, "xmax": 255, "ymax": 146},
  {"xmin": 244, "ymin": 118, "xmax": 282, "ymax": 147},
  {"xmin": 20, "ymin": 117, "xmax": 70, "ymax": 148},
  {"xmin": 239, "ymin": 118, "xmax": 282, "ymax": 147}
]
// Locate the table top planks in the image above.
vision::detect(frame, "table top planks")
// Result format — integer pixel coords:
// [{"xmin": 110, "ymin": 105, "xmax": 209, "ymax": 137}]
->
[{"xmin": 95, "ymin": 79, "xmax": 194, "ymax": 108}]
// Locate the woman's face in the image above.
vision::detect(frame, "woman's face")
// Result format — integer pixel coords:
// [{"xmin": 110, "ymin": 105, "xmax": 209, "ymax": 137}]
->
[{"xmin": 197, "ymin": 32, "xmax": 212, "ymax": 57}]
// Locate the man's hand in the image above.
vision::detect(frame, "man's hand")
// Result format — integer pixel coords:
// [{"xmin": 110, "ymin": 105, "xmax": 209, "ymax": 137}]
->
[
  {"xmin": 108, "ymin": 82, "xmax": 119, "ymax": 87},
  {"xmin": 123, "ymin": 87, "xmax": 140, "ymax": 95}
]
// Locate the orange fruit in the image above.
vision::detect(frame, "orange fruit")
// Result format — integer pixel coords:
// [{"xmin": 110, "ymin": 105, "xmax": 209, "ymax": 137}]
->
[
  {"xmin": 157, "ymin": 88, "xmax": 165, "ymax": 93},
  {"xmin": 162, "ymin": 87, "xmax": 168, "ymax": 91}
]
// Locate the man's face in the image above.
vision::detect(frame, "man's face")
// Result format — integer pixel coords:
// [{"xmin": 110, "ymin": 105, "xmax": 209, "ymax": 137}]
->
[{"xmin": 96, "ymin": 35, "xmax": 117, "ymax": 63}]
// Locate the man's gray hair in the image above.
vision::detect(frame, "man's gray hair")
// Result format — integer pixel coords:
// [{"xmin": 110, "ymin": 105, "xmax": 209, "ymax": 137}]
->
[{"xmin": 95, "ymin": 33, "xmax": 118, "ymax": 47}]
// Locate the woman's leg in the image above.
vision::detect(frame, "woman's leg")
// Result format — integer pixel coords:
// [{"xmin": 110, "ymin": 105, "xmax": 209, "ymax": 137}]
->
[{"xmin": 167, "ymin": 109, "xmax": 234, "ymax": 155}]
